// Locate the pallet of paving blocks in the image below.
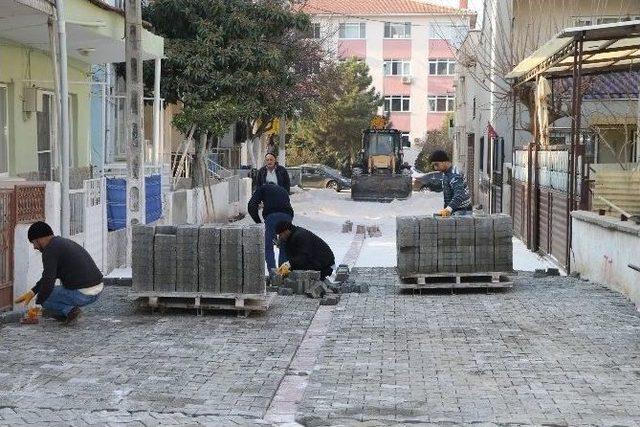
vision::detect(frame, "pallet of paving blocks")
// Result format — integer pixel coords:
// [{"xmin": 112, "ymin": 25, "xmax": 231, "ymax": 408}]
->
[
  {"xmin": 396, "ymin": 214, "xmax": 514, "ymax": 289},
  {"xmin": 131, "ymin": 224, "xmax": 274, "ymax": 314}
]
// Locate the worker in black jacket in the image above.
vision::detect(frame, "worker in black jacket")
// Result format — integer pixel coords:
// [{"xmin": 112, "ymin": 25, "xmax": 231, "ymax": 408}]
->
[
  {"xmin": 255, "ymin": 153, "xmax": 290, "ymax": 193},
  {"xmin": 14, "ymin": 221, "xmax": 103, "ymax": 324},
  {"xmin": 275, "ymin": 221, "xmax": 335, "ymax": 280},
  {"xmin": 248, "ymin": 183, "xmax": 295, "ymax": 270}
]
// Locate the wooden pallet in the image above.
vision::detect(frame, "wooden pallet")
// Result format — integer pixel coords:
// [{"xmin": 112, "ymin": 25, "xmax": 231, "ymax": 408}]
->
[
  {"xmin": 399, "ymin": 272, "xmax": 513, "ymax": 290},
  {"xmin": 131, "ymin": 291, "xmax": 276, "ymax": 316}
]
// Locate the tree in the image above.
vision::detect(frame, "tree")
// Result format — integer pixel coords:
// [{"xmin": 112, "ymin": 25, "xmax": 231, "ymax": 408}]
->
[
  {"xmin": 415, "ymin": 116, "xmax": 454, "ymax": 172},
  {"xmin": 143, "ymin": 0, "xmax": 325, "ymax": 183},
  {"xmin": 288, "ymin": 58, "xmax": 382, "ymax": 168}
]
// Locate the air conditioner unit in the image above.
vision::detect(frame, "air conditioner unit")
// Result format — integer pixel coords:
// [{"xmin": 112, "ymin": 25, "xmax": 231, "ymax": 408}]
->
[{"xmin": 401, "ymin": 76, "xmax": 413, "ymax": 84}]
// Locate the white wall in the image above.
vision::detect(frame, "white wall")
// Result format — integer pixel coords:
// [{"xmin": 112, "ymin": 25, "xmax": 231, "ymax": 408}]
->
[
  {"xmin": 12, "ymin": 182, "xmax": 61, "ymax": 309},
  {"xmin": 572, "ymin": 211, "xmax": 640, "ymax": 307}
]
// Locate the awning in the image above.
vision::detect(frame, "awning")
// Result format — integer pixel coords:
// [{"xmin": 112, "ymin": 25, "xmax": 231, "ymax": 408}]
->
[
  {"xmin": 506, "ymin": 20, "xmax": 640, "ymax": 85},
  {"xmin": 0, "ymin": 0, "xmax": 164, "ymax": 64}
]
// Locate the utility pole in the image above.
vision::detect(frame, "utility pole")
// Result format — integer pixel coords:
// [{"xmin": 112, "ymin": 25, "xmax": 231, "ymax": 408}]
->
[
  {"xmin": 125, "ymin": 0, "xmax": 145, "ymax": 259},
  {"xmin": 54, "ymin": 0, "xmax": 70, "ymax": 237}
]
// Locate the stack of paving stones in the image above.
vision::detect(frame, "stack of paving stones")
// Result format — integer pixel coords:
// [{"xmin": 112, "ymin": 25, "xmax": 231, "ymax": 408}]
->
[
  {"xmin": 198, "ymin": 224, "xmax": 221, "ymax": 293},
  {"xmin": 131, "ymin": 225, "xmax": 155, "ymax": 291},
  {"xmin": 132, "ymin": 223, "xmax": 266, "ymax": 295},
  {"xmin": 396, "ymin": 214, "xmax": 513, "ymax": 276},
  {"xmin": 176, "ymin": 225, "xmax": 200, "ymax": 292}
]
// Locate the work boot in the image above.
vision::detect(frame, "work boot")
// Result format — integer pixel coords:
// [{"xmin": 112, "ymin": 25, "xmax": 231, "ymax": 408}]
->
[
  {"xmin": 42, "ymin": 308, "xmax": 66, "ymax": 322},
  {"xmin": 64, "ymin": 307, "xmax": 82, "ymax": 325}
]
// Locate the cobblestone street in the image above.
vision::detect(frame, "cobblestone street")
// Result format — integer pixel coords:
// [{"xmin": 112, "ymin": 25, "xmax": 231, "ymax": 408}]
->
[{"xmin": 2, "ymin": 269, "xmax": 640, "ymax": 426}]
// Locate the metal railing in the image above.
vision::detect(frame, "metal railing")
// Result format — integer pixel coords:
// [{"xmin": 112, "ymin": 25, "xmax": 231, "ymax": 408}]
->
[{"xmin": 69, "ymin": 189, "xmax": 85, "ymax": 236}]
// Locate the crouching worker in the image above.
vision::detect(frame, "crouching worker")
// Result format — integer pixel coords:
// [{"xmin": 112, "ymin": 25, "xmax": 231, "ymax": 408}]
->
[
  {"xmin": 14, "ymin": 221, "xmax": 103, "ymax": 324},
  {"xmin": 429, "ymin": 149, "xmax": 472, "ymax": 216},
  {"xmin": 275, "ymin": 221, "xmax": 335, "ymax": 280}
]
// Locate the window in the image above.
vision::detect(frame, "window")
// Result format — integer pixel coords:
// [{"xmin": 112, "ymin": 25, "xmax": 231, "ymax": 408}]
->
[
  {"xmin": 36, "ymin": 93, "xmax": 54, "ymax": 180},
  {"xmin": 383, "ymin": 60, "xmax": 411, "ymax": 76},
  {"xmin": 384, "ymin": 96, "xmax": 411, "ymax": 112},
  {"xmin": 472, "ymin": 97, "xmax": 476, "ymax": 119},
  {"xmin": 307, "ymin": 23, "xmax": 321, "ymax": 39},
  {"xmin": 339, "ymin": 23, "xmax": 366, "ymax": 39},
  {"xmin": 430, "ymin": 23, "xmax": 468, "ymax": 48},
  {"xmin": 384, "ymin": 22, "xmax": 411, "ymax": 39},
  {"xmin": 0, "ymin": 85, "xmax": 7, "ymax": 175},
  {"xmin": 428, "ymin": 59, "xmax": 456, "ymax": 75},
  {"xmin": 428, "ymin": 95, "xmax": 455, "ymax": 112}
]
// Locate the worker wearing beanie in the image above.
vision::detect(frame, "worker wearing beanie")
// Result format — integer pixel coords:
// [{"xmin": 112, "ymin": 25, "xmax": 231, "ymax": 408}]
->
[
  {"xmin": 428, "ymin": 150, "xmax": 472, "ymax": 216},
  {"xmin": 14, "ymin": 221, "xmax": 103, "ymax": 324}
]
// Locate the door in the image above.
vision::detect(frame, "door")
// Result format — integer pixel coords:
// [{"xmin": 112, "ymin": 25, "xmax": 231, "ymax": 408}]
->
[
  {"xmin": 0, "ymin": 85, "xmax": 8, "ymax": 176},
  {"xmin": 466, "ymin": 133, "xmax": 475, "ymax": 202},
  {"xmin": 0, "ymin": 189, "xmax": 15, "ymax": 311},
  {"xmin": 491, "ymin": 137, "xmax": 504, "ymax": 213},
  {"xmin": 302, "ymin": 167, "xmax": 323, "ymax": 188}
]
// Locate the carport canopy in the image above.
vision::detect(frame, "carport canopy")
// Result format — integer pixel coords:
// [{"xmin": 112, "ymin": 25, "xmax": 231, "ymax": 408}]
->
[{"xmin": 506, "ymin": 20, "xmax": 640, "ymax": 86}]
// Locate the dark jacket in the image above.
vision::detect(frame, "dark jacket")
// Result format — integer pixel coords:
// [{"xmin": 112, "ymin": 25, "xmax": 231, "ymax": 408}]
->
[
  {"xmin": 32, "ymin": 236, "xmax": 103, "ymax": 304},
  {"xmin": 442, "ymin": 166, "xmax": 472, "ymax": 212},
  {"xmin": 256, "ymin": 165, "xmax": 290, "ymax": 193},
  {"xmin": 284, "ymin": 226, "xmax": 335, "ymax": 272},
  {"xmin": 248, "ymin": 184, "xmax": 294, "ymax": 224}
]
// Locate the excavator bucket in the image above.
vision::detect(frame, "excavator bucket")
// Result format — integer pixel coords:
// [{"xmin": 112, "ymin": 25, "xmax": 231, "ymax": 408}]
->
[{"xmin": 351, "ymin": 174, "xmax": 412, "ymax": 202}]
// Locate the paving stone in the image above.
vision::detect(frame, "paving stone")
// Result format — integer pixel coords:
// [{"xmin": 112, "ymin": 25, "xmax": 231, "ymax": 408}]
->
[
  {"xmin": 153, "ymin": 234, "xmax": 177, "ymax": 292},
  {"xmin": 132, "ymin": 225, "xmax": 155, "ymax": 292},
  {"xmin": 198, "ymin": 224, "xmax": 221, "ymax": 293},
  {"xmin": 242, "ymin": 225, "xmax": 266, "ymax": 294},
  {"xmin": 176, "ymin": 225, "xmax": 200, "ymax": 292}
]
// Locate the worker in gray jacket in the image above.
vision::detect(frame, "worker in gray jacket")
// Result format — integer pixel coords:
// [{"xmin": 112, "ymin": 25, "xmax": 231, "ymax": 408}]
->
[{"xmin": 429, "ymin": 150, "xmax": 472, "ymax": 216}]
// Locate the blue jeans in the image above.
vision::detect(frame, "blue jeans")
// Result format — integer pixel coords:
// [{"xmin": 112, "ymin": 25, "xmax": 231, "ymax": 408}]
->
[
  {"xmin": 264, "ymin": 212, "xmax": 293, "ymax": 270},
  {"xmin": 42, "ymin": 285, "xmax": 101, "ymax": 317}
]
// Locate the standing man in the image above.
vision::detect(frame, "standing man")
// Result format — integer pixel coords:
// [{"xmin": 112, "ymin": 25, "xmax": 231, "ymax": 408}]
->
[
  {"xmin": 248, "ymin": 183, "xmax": 294, "ymax": 270},
  {"xmin": 274, "ymin": 221, "xmax": 335, "ymax": 280},
  {"xmin": 14, "ymin": 221, "xmax": 104, "ymax": 324},
  {"xmin": 429, "ymin": 150, "xmax": 472, "ymax": 216},
  {"xmin": 255, "ymin": 152, "xmax": 291, "ymax": 193}
]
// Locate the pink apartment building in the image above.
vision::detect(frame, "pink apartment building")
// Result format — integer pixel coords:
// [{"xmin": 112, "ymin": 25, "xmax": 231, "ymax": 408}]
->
[{"xmin": 302, "ymin": 0, "xmax": 474, "ymax": 144}]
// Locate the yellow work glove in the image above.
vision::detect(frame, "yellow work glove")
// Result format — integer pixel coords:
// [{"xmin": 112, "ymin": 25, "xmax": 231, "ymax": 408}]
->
[
  {"xmin": 26, "ymin": 306, "xmax": 42, "ymax": 319},
  {"xmin": 277, "ymin": 262, "xmax": 291, "ymax": 277},
  {"xmin": 438, "ymin": 207, "xmax": 453, "ymax": 217},
  {"xmin": 14, "ymin": 290, "xmax": 35, "ymax": 305}
]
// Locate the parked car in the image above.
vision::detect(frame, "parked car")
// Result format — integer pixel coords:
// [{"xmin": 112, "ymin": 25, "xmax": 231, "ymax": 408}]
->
[
  {"xmin": 300, "ymin": 164, "xmax": 351, "ymax": 192},
  {"xmin": 412, "ymin": 171, "xmax": 443, "ymax": 192}
]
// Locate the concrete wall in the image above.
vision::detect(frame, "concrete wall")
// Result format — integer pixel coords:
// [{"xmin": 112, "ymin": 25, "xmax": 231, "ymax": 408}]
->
[
  {"xmin": 12, "ymin": 182, "xmax": 61, "ymax": 309},
  {"xmin": 572, "ymin": 211, "xmax": 640, "ymax": 307}
]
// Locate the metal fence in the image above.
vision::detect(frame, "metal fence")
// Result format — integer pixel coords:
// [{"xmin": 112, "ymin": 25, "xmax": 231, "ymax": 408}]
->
[
  {"xmin": 69, "ymin": 189, "xmax": 85, "ymax": 236},
  {"xmin": 227, "ymin": 175, "xmax": 240, "ymax": 203}
]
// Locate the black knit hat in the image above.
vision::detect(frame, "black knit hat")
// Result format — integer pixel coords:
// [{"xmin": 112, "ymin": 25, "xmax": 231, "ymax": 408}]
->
[
  {"xmin": 27, "ymin": 221, "xmax": 54, "ymax": 242},
  {"xmin": 275, "ymin": 221, "xmax": 294, "ymax": 235},
  {"xmin": 428, "ymin": 150, "xmax": 450, "ymax": 163}
]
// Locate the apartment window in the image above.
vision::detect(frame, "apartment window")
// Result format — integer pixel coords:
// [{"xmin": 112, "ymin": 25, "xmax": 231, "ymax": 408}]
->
[
  {"xmin": 339, "ymin": 23, "xmax": 366, "ymax": 39},
  {"xmin": 479, "ymin": 136, "xmax": 485, "ymax": 172},
  {"xmin": 430, "ymin": 23, "xmax": 468, "ymax": 48},
  {"xmin": 383, "ymin": 60, "xmax": 411, "ymax": 76},
  {"xmin": 384, "ymin": 22, "xmax": 411, "ymax": 39},
  {"xmin": 0, "ymin": 85, "xmax": 7, "ymax": 175},
  {"xmin": 428, "ymin": 95, "xmax": 455, "ymax": 112},
  {"xmin": 472, "ymin": 97, "xmax": 476, "ymax": 119},
  {"xmin": 384, "ymin": 96, "xmax": 411, "ymax": 112},
  {"xmin": 428, "ymin": 59, "xmax": 455, "ymax": 75},
  {"xmin": 307, "ymin": 23, "xmax": 321, "ymax": 39}
]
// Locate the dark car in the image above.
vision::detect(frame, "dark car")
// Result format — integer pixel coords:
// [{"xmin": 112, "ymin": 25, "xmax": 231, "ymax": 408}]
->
[
  {"xmin": 300, "ymin": 164, "xmax": 351, "ymax": 192},
  {"xmin": 412, "ymin": 171, "xmax": 443, "ymax": 192}
]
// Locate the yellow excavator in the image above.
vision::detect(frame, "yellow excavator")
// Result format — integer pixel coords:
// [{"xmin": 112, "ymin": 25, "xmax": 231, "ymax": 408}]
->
[{"xmin": 350, "ymin": 116, "xmax": 412, "ymax": 201}]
